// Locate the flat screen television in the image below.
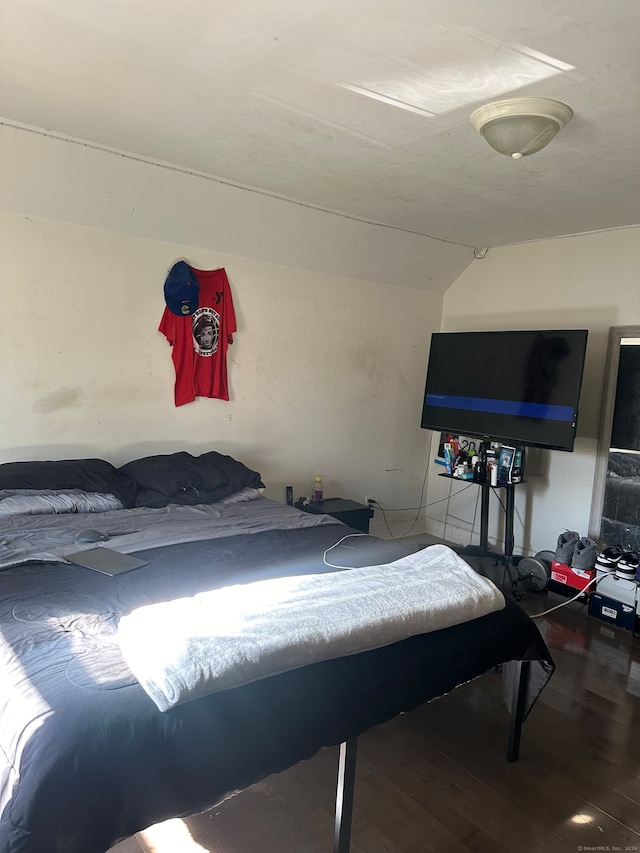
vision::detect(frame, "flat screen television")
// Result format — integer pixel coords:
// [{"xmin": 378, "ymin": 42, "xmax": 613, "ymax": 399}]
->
[{"xmin": 420, "ymin": 329, "xmax": 589, "ymax": 451}]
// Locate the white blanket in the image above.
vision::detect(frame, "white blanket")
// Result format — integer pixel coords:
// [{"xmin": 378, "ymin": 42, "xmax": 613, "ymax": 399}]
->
[{"xmin": 117, "ymin": 544, "xmax": 505, "ymax": 712}]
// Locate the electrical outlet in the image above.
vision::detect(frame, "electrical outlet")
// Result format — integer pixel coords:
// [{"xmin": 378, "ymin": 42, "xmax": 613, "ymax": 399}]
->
[{"xmin": 365, "ymin": 494, "xmax": 375, "ymax": 506}]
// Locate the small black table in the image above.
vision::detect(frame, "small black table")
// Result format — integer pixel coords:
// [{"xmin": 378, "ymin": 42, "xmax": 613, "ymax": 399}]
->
[{"xmin": 294, "ymin": 498, "xmax": 374, "ymax": 534}]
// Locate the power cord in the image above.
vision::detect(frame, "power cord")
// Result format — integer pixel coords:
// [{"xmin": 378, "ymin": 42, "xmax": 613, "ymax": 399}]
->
[
  {"xmin": 323, "ymin": 533, "xmax": 371, "ymax": 568},
  {"xmin": 367, "ymin": 483, "xmax": 474, "ymax": 539},
  {"xmin": 367, "ymin": 485, "xmax": 474, "ymax": 514},
  {"xmin": 530, "ymin": 574, "xmax": 599, "ymax": 619}
]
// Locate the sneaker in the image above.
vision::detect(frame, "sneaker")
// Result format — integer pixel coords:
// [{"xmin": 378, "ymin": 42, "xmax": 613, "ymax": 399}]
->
[
  {"xmin": 570, "ymin": 537, "xmax": 597, "ymax": 571},
  {"xmin": 555, "ymin": 530, "xmax": 580, "ymax": 564},
  {"xmin": 596, "ymin": 546, "xmax": 624, "ymax": 574},
  {"xmin": 616, "ymin": 551, "xmax": 639, "ymax": 580}
]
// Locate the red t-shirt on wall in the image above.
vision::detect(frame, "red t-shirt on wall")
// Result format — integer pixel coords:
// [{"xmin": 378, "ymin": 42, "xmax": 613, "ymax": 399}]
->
[{"xmin": 159, "ymin": 266, "xmax": 237, "ymax": 407}]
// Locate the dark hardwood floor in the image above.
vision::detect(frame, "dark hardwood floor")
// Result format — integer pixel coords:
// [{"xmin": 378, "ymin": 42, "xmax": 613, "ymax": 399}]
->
[{"xmin": 110, "ymin": 570, "xmax": 640, "ymax": 853}]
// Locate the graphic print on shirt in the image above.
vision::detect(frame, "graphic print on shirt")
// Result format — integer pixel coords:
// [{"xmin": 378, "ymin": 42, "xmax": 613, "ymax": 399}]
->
[
  {"xmin": 159, "ymin": 267, "xmax": 236, "ymax": 406},
  {"xmin": 192, "ymin": 307, "xmax": 220, "ymax": 357}
]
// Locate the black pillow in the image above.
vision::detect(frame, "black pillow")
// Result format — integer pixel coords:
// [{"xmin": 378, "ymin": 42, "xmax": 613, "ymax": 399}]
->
[
  {"xmin": 198, "ymin": 450, "xmax": 264, "ymax": 493},
  {"xmin": 118, "ymin": 451, "xmax": 264, "ymax": 508},
  {"xmin": 0, "ymin": 458, "xmax": 139, "ymax": 508}
]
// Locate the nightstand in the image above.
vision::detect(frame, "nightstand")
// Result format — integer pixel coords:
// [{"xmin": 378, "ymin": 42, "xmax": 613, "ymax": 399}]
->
[{"xmin": 294, "ymin": 497, "xmax": 374, "ymax": 534}]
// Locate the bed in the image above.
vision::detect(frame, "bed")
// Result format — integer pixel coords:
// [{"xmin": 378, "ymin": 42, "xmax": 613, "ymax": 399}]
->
[{"xmin": 0, "ymin": 452, "xmax": 554, "ymax": 853}]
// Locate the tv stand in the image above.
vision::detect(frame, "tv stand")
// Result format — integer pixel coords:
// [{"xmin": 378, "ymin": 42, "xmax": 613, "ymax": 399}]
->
[{"xmin": 438, "ymin": 474, "xmax": 521, "ymax": 597}]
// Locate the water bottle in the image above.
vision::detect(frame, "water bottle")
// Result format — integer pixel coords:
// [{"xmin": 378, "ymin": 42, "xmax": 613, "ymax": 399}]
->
[{"xmin": 311, "ymin": 475, "xmax": 324, "ymax": 504}]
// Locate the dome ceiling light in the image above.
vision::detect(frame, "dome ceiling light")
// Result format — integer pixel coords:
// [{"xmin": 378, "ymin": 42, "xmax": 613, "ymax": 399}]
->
[{"xmin": 470, "ymin": 97, "xmax": 573, "ymax": 159}]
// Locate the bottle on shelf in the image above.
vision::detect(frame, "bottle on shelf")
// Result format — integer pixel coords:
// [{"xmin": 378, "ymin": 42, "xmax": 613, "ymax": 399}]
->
[
  {"xmin": 473, "ymin": 455, "xmax": 486, "ymax": 483},
  {"xmin": 311, "ymin": 475, "xmax": 324, "ymax": 504}
]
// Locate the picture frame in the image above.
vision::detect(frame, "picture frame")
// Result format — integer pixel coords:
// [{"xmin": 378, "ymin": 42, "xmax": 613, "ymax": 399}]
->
[{"xmin": 497, "ymin": 445, "xmax": 515, "ymax": 484}]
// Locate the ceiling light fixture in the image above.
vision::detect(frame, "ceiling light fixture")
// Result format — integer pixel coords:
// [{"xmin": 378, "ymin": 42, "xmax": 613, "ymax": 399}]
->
[{"xmin": 470, "ymin": 97, "xmax": 573, "ymax": 159}]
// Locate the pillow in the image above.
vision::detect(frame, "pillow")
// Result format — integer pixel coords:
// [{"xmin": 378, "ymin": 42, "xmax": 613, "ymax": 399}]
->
[
  {"xmin": 198, "ymin": 451, "xmax": 264, "ymax": 494},
  {"xmin": 0, "ymin": 459, "xmax": 139, "ymax": 508},
  {"xmin": 119, "ymin": 452, "xmax": 209, "ymax": 508},
  {"xmin": 214, "ymin": 486, "xmax": 264, "ymax": 507},
  {"xmin": 118, "ymin": 451, "xmax": 265, "ymax": 508},
  {"xmin": 0, "ymin": 490, "xmax": 124, "ymax": 517}
]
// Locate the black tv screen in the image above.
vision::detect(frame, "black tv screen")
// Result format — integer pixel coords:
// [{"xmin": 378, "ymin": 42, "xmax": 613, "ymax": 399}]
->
[{"xmin": 420, "ymin": 329, "xmax": 588, "ymax": 451}]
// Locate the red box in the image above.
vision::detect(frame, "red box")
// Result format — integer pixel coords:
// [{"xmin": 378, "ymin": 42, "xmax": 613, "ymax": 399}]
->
[{"xmin": 550, "ymin": 559, "xmax": 596, "ymax": 591}]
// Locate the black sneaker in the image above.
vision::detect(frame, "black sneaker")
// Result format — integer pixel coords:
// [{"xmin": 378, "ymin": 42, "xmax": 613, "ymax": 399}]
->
[
  {"xmin": 616, "ymin": 551, "xmax": 639, "ymax": 580},
  {"xmin": 596, "ymin": 546, "xmax": 624, "ymax": 572}
]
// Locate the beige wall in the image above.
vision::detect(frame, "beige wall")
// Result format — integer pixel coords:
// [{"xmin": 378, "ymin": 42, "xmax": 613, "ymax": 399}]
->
[
  {"xmin": 0, "ymin": 124, "xmax": 460, "ymax": 535},
  {"xmin": 0, "ymin": 210, "xmax": 442, "ymax": 530},
  {"xmin": 3, "ymin": 122, "xmax": 639, "ymax": 550},
  {"xmin": 425, "ymin": 227, "xmax": 640, "ymax": 555}
]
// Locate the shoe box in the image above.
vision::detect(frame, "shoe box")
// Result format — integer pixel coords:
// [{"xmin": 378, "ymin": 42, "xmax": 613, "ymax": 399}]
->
[
  {"xmin": 550, "ymin": 559, "xmax": 596, "ymax": 592},
  {"xmin": 588, "ymin": 574, "xmax": 638, "ymax": 631}
]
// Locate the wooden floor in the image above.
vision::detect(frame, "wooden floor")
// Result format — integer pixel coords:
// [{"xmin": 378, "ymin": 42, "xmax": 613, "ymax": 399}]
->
[{"xmin": 110, "ymin": 574, "xmax": 640, "ymax": 853}]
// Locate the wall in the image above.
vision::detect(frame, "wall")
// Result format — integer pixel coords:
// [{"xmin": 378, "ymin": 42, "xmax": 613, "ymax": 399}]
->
[
  {"xmin": 4, "ymin": 122, "xmax": 638, "ymax": 550},
  {"xmin": 423, "ymin": 226, "xmax": 640, "ymax": 555},
  {"xmin": 0, "ymin": 122, "xmax": 474, "ymax": 534},
  {"xmin": 0, "ymin": 210, "xmax": 441, "ymax": 533}
]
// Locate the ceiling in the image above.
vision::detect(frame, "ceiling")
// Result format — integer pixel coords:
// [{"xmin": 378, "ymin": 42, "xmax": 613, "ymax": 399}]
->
[{"xmin": 2, "ymin": 0, "xmax": 639, "ymax": 252}]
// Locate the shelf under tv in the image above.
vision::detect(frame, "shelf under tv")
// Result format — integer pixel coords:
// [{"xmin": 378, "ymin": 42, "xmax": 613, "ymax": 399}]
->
[{"xmin": 438, "ymin": 473, "xmax": 524, "ymax": 597}]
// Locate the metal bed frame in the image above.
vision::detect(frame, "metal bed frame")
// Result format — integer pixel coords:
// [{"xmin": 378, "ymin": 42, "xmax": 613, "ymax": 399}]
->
[{"xmin": 332, "ymin": 660, "xmax": 530, "ymax": 852}]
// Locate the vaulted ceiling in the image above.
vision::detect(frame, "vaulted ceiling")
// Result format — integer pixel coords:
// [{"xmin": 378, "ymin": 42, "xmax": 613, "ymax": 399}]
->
[{"xmin": 2, "ymin": 0, "xmax": 639, "ymax": 254}]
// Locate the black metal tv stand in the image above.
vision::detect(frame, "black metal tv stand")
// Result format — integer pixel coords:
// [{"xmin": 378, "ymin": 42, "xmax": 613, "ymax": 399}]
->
[{"xmin": 438, "ymin": 473, "xmax": 522, "ymax": 596}]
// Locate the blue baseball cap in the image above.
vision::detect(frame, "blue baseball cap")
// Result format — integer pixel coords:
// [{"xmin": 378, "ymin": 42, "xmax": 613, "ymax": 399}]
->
[{"xmin": 164, "ymin": 261, "xmax": 200, "ymax": 316}]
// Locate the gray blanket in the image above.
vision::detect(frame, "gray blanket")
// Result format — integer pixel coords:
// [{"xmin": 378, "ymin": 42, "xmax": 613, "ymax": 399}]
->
[{"xmin": 0, "ymin": 493, "xmax": 337, "ymax": 570}]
